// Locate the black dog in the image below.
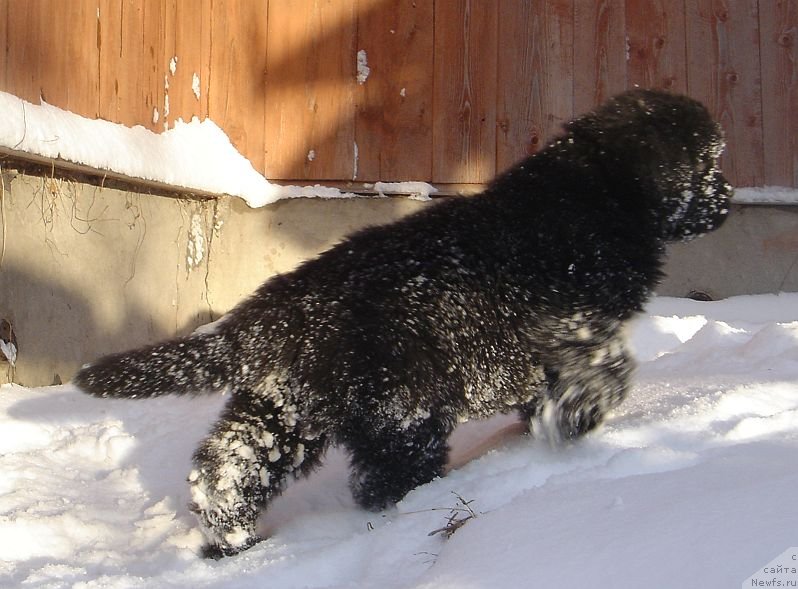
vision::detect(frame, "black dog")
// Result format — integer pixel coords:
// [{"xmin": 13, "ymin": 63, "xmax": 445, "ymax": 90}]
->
[{"xmin": 74, "ymin": 89, "xmax": 732, "ymax": 558}]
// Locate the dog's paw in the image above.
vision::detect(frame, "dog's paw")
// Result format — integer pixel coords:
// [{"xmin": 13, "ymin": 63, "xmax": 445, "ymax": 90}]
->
[{"xmin": 201, "ymin": 535, "xmax": 264, "ymax": 559}]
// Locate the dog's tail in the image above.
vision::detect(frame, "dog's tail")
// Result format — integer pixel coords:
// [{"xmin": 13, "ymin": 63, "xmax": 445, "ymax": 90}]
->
[{"xmin": 73, "ymin": 332, "xmax": 232, "ymax": 399}]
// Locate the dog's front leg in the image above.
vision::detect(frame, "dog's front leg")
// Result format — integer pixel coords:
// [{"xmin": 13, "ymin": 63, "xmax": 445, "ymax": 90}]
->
[{"xmin": 534, "ymin": 334, "xmax": 632, "ymax": 444}]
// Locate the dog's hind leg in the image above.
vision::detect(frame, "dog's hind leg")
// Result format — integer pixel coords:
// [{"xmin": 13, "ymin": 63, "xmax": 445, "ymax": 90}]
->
[
  {"xmin": 188, "ymin": 389, "xmax": 327, "ymax": 558},
  {"xmin": 345, "ymin": 413, "xmax": 452, "ymax": 510},
  {"xmin": 535, "ymin": 335, "xmax": 633, "ymax": 443}
]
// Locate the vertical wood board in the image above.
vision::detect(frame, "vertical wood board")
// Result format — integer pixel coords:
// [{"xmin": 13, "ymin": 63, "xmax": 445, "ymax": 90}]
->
[
  {"xmin": 573, "ymin": 0, "xmax": 627, "ymax": 113},
  {"xmin": 760, "ymin": 0, "xmax": 797, "ymax": 186},
  {"xmin": 0, "ymin": 1, "xmax": 7, "ymax": 90},
  {"xmin": 97, "ymin": 0, "xmax": 123, "ymax": 125},
  {"xmin": 497, "ymin": 0, "xmax": 574, "ymax": 172},
  {"xmin": 264, "ymin": 0, "xmax": 356, "ymax": 180},
  {"xmin": 99, "ymin": 0, "xmax": 164, "ymax": 130},
  {"xmin": 626, "ymin": 0, "xmax": 687, "ymax": 93},
  {"xmin": 37, "ymin": 0, "xmax": 100, "ymax": 119},
  {"xmin": 687, "ymin": 0, "xmax": 764, "ymax": 186},
  {"xmin": 207, "ymin": 0, "xmax": 268, "ymax": 173},
  {"xmin": 4, "ymin": 1, "xmax": 44, "ymax": 104},
  {"xmin": 162, "ymin": 0, "xmax": 210, "ymax": 128},
  {"xmin": 432, "ymin": 0, "xmax": 498, "ymax": 184},
  {"xmin": 354, "ymin": 0, "xmax": 434, "ymax": 182}
]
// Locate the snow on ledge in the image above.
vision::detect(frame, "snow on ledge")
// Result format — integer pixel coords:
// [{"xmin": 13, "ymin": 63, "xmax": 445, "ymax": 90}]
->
[
  {"xmin": 0, "ymin": 92, "xmax": 435, "ymax": 208},
  {"xmin": 374, "ymin": 181, "xmax": 437, "ymax": 201},
  {"xmin": 0, "ymin": 91, "xmax": 794, "ymax": 207},
  {"xmin": 0, "ymin": 92, "xmax": 278, "ymax": 207},
  {"xmin": 732, "ymin": 186, "xmax": 798, "ymax": 205}
]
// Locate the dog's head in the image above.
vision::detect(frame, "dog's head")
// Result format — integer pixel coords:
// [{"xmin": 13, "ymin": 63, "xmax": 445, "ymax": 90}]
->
[{"xmin": 565, "ymin": 89, "xmax": 732, "ymax": 241}]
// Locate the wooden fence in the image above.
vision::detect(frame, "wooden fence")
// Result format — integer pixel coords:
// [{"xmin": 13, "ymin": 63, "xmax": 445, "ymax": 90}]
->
[{"xmin": 0, "ymin": 0, "xmax": 795, "ymax": 188}]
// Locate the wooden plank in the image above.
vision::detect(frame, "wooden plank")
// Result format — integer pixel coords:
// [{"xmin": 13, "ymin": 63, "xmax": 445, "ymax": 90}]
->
[
  {"xmin": 573, "ymin": 0, "xmax": 626, "ymax": 113},
  {"xmin": 0, "ymin": 1, "xmax": 8, "ymax": 91},
  {"xmin": 760, "ymin": 0, "xmax": 797, "ymax": 187},
  {"xmin": 496, "ymin": 0, "xmax": 574, "ymax": 171},
  {"xmin": 37, "ymin": 0, "xmax": 100, "ymax": 119},
  {"xmin": 626, "ymin": 0, "xmax": 687, "ymax": 93},
  {"xmin": 4, "ymin": 0, "xmax": 43, "ymax": 104},
  {"xmin": 199, "ymin": 0, "xmax": 212, "ymax": 122},
  {"xmin": 99, "ymin": 0, "xmax": 163, "ymax": 131},
  {"xmin": 208, "ymin": 0, "xmax": 268, "ymax": 174},
  {"xmin": 686, "ymin": 0, "xmax": 764, "ymax": 187},
  {"xmin": 97, "ymin": 0, "xmax": 123, "ymax": 124},
  {"xmin": 432, "ymin": 0, "xmax": 498, "ymax": 184},
  {"xmin": 264, "ymin": 0, "xmax": 356, "ymax": 180},
  {"xmin": 162, "ymin": 0, "xmax": 208, "ymax": 128},
  {"xmin": 161, "ymin": 0, "xmax": 177, "ymax": 127},
  {"xmin": 354, "ymin": 0, "xmax": 434, "ymax": 182},
  {"xmin": 139, "ymin": 0, "xmax": 165, "ymax": 131}
]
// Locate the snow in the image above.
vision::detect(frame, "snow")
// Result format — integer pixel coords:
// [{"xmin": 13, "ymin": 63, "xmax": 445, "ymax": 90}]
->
[
  {"xmin": 0, "ymin": 339, "xmax": 16, "ymax": 366},
  {"xmin": 0, "ymin": 91, "xmax": 283, "ymax": 208},
  {"xmin": 374, "ymin": 181, "xmax": 438, "ymax": 201},
  {"xmin": 734, "ymin": 186, "xmax": 798, "ymax": 205},
  {"xmin": 0, "ymin": 91, "xmax": 434, "ymax": 208},
  {"xmin": 356, "ymin": 50, "xmax": 371, "ymax": 85},
  {"xmin": 2, "ymin": 293, "xmax": 798, "ymax": 588},
  {"xmin": 186, "ymin": 214, "xmax": 206, "ymax": 269},
  {"xmin": 1, "ymin": 90, "xmax": 794, "ymax": 211},
  {"xmin": 192, "ymin": 73, "xmax": 201, "ymax": 101}
]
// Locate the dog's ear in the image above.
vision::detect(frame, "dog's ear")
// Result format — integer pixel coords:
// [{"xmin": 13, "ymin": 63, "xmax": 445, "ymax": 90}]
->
[
  {"xmin": 562, "ymin": 91, "xmax": 671, "ymax": 213},
  {"xmin": 563, "ymin": 90, "xmax": 671, "ymax": 185},
  {"xmin": 565, "ymin": 90, "xmax": 690, "ymax": 161},
  {"xmin": 565, "ymin": 89, "xmax": 720, "ymax": 165}
]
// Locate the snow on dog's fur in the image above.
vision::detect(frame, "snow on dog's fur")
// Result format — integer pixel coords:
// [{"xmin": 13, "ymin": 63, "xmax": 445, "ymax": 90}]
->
[{"xmin": 75, "ymin": 89, "xmax": 732, "ymax": 558}]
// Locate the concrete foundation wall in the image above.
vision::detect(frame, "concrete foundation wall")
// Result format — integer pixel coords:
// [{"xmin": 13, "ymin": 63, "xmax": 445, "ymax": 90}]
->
[{"xmin": 1, "ymin": 169, "xmax": 796, "ymax": 386}]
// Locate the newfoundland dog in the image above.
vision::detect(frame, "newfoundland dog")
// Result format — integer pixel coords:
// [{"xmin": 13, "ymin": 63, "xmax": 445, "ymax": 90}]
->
[{"xmin": 75, "ymin": 89, "xmax": 732, "ymax": 557}]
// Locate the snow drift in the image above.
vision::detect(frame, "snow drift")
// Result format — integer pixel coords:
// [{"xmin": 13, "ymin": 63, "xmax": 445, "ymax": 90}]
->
[{"xmin": 1, "ymin": 293, "xmax": 797, "ymax": 588}]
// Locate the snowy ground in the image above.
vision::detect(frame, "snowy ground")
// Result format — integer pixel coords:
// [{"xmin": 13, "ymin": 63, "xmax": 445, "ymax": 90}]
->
[{"xmin": 1, "ymin": 293, "xmax": 798, "ymax": 588}]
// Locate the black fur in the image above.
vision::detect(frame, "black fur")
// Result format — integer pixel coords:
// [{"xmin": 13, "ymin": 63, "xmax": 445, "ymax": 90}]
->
[{"xmin": 74, "ymin": 89, "xmax": 732, "ymax": 558}]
